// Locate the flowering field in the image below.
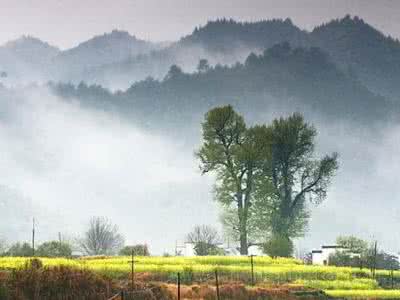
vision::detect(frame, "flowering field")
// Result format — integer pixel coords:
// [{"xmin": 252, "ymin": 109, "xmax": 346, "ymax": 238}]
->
[{"xmin": 1, "ymin": 256, "xmax": 400, "ymax": 298}]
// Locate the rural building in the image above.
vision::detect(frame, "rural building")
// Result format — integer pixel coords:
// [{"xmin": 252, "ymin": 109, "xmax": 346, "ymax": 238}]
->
[{"xmin": 312, "ymin": 245, "xmax": 359, "ymax": 265}]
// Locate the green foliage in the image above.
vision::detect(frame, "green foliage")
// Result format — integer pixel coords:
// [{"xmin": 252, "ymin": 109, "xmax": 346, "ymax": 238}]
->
[
  {"xmin": 0, "ymin": 239, "xmax": 7, "ymax": 256},
  {"xmin": 330, "ymin": 236, "xmax": 399, "ymax": 271},
  {"xmin": 336, "ymin": 236, "xmax": 369, "ymax": 253},
  {"xmin": 262, "ymin": 235, "xmax": 294, "ymax": 258},
  {"xmin": 186, "ymin": 225, "xmax": 221, "ymax": 256},
  {"xmin": 36, "ymin": 241, "xmax": 72, "ymax": 257},
  {"xmin": 295, "ymin": 278, "xmax": 379, "ymax": 290},
  {"xmin": 256, "ymin": 113, "xmax": 338, "ymax": 241},
  {"xmin": 5, "ymin": 242, "xmax": 33, "ymax": 257},
  {"xmin": 326, "ymin": 290, "xmax": 400, "ymax": 299},
  {"xmin": 375, "ymin": 252, "xmax": 400, "ymax": 270},
  {"xmin": 197, "ymin": 105, "xmax": 267, "ymax": 254},
  {"xmin": 329, "ymin": 251, "xmax": 361, "ymax": 268},
  {"xmin": 119, "ymin": 244, "xmax": 150, "ymax": 256},
  {"xmin": 198, "ymin": 107, "xmax": 338, "ymax": 253}
]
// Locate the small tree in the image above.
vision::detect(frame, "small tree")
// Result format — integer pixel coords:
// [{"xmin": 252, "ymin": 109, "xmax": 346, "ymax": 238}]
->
[
  {"xmin": 5, "ymin": 242, "xmax": 33, "ymax": 257},
  {"xmin": 119, "ymin": 244, "xmax": 150, "ymax": 256},
  {"xmin": 186, "ymin": 225, "xmax": 222, "ymax": 256},
  {"xmin": 36, "ymin": 241, "xmax": 72, "ymax": 257},
  {"xmin": 197, "ymin": 59, "xmax": 210, "ymax": 73},
  {"xmin": 79, "ymin": 217, "xmax": 124, "ymax": 256},
  {"xmin": 336, "ymin": 236, "xmax": 369, "ymax": 253},
  {"xmin": 263, "ymin": 235, "xmax": 293, "ymax": 258},
  {"xmin": 0, "ymin": 238, "xmax": 7, "ymax": 256},
  {"xmin": 329, "ymin": 251, "xmax": 360, "ymax": 267}
]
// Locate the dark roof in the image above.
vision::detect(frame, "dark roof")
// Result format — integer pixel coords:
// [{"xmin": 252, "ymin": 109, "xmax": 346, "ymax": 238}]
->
[
  {"xmin": 312, "ymin": 250, "xmax": 323, "ymax": 253},
  {"xmin": 321, "ymin": 245, "xmax": 347, "ymax": 249}
]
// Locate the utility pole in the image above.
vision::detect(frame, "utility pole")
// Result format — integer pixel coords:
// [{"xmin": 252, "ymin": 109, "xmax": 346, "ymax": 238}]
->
[
  {"xmin": 373, "ymin": 241, "xmax": 378, "ymax": 278},
  {"xmin": 32, "ymin": 218, "xmax": 35, "ymax": 257},
  {"xmin": 130, "ymin": 249, "xmax": 135, "ymax": 291}
]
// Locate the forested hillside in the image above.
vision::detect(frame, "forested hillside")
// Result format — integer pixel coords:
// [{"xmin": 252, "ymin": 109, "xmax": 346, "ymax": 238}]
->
[{"xmin": 49, "ymin": 43, "xmax": 392, "ymax": 132}]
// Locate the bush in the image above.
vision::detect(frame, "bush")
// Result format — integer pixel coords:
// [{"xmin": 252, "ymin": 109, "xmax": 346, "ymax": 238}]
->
[
  {"xmin": 119, "ymin": 244, "xmax": 150, "ymax": 256},
  {"xmin": 7, "ymin": 264, "xmax": 115, "ymax": 299},
  {"xmin": 5, "ymin": 242, "xmax": 33, "ymax": 257},
  {"xmin": 263, "ymin": 235, "xmax": 293, "ymax": 257},
  {"xmin": 36, "ymin": 241, "xmax": 72, "ymax": 257},
  {"xmin": 329, "ymin": 251, "xmax": 361, "ymax": 267}
]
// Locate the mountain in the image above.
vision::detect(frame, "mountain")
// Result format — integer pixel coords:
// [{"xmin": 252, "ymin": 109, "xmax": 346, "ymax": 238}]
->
[
  {"xmin": 3, "ymin": 16, "xmax": 400, "ymax": 101},
  {"xmin": 1, "ymin": 36, "xmax": 59, "ymax": 64},
  {"xmin": 0, "ymin": 36, "xmax": 60, "ymax": 83},
  {"xmin": 0, "ymin": 31, "xmax": 161, "ymax": 86},
  {"xmin": 51, "ymin": 30, "xmax": 160, "ymax": 79},
  {"xmin": 310, "ymin": 15, "xmax": 400, "ymax": 100},
  {"xmin": 81, "ymin": 19, "xmax": 311, "ymax": 89},
  {"xmin": 180, "ymin": 18, "xmax": 310, "ymax": 52},
  {"xmin": 50, "ymin": 43, "xmax": 392, "ymax": 132}
]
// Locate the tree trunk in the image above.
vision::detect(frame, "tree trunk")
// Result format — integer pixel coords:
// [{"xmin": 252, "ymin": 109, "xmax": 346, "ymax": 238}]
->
[
  {"xmin": 237, "ymin": 192, "xmax": 249, "ymax": 255},
  {"xmin": 238, "ymin": 210, "xmax": 248, "ymax": 255},
  {"xmin": 239, "ymin": 227, "xmax": 248, "ymax": 255}
]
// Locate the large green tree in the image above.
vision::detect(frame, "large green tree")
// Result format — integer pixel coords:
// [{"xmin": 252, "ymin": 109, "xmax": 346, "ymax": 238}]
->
[
  {"xmin": 196, "ymin": 106, "xmax": 268, "ymax": 254},
  {"xmin": 260, "ymin": 113, "xmax": 338, "ymax": 243}
]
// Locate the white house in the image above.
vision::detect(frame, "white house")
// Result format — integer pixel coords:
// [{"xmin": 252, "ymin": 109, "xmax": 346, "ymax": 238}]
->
[
  {"xmin": 175, "ymin": 242, "xmax": 196, "ymax": 256},
  {"xmin": 312, "ymin": 245, "xmax": 356, "ymax": 265}
]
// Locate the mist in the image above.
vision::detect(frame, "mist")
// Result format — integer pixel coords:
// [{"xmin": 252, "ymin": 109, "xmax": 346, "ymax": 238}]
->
[
  {"xmin": 0, "ymin": 87, "xmax": 218, "ymax": 254},
  {"xmin": 0, "ymin": 85, "xmax": 399, "ymax": 255}
]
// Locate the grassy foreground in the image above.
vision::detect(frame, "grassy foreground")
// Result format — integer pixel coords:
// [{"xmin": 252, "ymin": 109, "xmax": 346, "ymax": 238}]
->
[
  {"xmin": 326, "ymin": 290, "xmax": 400, "ymax": 299},
  {"xmin": 1, "ymin": 256, "xmax": 400, "ymax": 298}
]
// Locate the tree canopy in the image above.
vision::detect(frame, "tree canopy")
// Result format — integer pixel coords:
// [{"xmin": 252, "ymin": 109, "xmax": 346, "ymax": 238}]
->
[{"xmin": 198, "ymin": 106, "xmax": 338, "ymax": 256}]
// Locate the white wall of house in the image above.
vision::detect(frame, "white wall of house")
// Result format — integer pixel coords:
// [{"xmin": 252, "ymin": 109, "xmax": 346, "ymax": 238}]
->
[
  {"xmin": 312, "ymin": 251, "xmax": 324, "ymax": 265},
  {"xmin": 248, "ymin": 245, "xmax": 264, "ymax": 256},
  {"xmin": 312, "ymin": 245, "xmax": 348, "ymax": 265}
]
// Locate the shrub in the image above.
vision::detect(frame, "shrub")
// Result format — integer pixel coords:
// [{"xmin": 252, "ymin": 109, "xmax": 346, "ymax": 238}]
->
[
  {"xmin": 36, "ymin": 241, "xmax": 72, "ymax": 257},
  {"xmin": 263, "ymin": 235, "xmax": 294, "ymax": 257},
  {"xmin": 7, "ymin": 264, "xmax": 115, "ymax": 299},
  {"xmin": 119, "ymin": 244, "xmax": 150, "ymax": 256},
  {"xmin": 5, "ymin": 242, "xmax": 33, "ymax": 257}
]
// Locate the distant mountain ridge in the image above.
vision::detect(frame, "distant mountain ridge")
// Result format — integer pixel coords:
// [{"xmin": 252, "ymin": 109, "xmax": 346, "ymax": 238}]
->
[
  {"xmin": 2, "ymin": 36, "xmax": 60, "ymax": 63},
  {"xmin": 48, "ymin": 43, "xmax": 392, "ymax": 133},
  {"xmin": 50, "ymin": 30, "xmax": 160, "ymax": 77},
  {"xmin": 310, "ymin": 15, "xmax": 400, "ymax": 100},
  {"xmin": 180, "ymin": 18, "xmax": 310, "ymax": 51},
  {"xmin": 2, "ymin": 16, "xmax": 400, "ymax": 101}
]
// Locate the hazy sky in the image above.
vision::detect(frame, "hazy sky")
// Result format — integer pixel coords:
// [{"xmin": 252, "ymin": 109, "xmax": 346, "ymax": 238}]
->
[{"xmin": 1, "ymin": 0, "xmax": 400, "ymax": 49}]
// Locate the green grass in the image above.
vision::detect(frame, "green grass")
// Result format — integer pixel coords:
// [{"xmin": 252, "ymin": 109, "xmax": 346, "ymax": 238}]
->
[
  {"xmin": 294, "ymin": 279, "xmax": 379, "ymax": 290},
  {"xmin": 326, "ymin": 290, "xmax": 400, "ymax": 299}
]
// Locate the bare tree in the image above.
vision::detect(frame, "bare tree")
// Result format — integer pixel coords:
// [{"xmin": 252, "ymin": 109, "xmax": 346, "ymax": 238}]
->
[
  {"xmin": 79, "ymin": 216, "xmax": 124, "ymax": 256},
  {"xmin": 186, "ymin": 225, "xmax": 221, "ymax": 256},
  {"xmin": 0, "ymin": 237, "xmax": 7, "ymax": 255}
]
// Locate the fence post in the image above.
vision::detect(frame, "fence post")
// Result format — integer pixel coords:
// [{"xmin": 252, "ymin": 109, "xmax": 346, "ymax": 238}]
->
[
  {"xmin": 372, "ymin": 241, "xmax": 377, "ymax": 278},
  {"xmin": 120, "ymin": 290, "xmax": 125, "ymax": 300},
  {"xmin": 215, "ymin": 269, "xmax": 220, "ymax": 300},
  {"xmin": 131, "ymin": 249, "xmax": 135, "ymax": 291},
  {"xmin": 177, "ymin": 272, "xmax": 181, "ymax": 300},
  {"xmin": 391, "ymin": 266, "xmax": 394, "ymax": 289},
  {"xmin": 250, "ymin": 255, "xmax": 255, "ymax": 286}
]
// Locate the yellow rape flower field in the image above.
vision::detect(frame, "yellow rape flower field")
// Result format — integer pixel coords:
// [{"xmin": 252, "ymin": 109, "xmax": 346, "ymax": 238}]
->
[{"xmin": 1, "ymin": 256, "xmax": 400, "ymax": 298}]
